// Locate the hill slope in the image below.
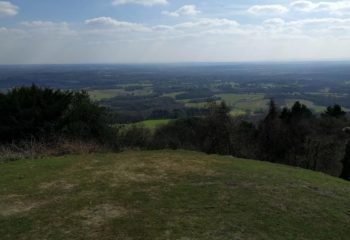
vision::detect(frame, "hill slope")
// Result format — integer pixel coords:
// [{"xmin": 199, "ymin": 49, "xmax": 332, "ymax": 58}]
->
[{"xmin": 1, "ymin": 150, "xmax": 350, "ymax": 240}]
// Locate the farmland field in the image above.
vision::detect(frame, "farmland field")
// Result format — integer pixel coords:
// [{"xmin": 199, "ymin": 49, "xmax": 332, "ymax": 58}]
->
[
  {"xmin": 135, "ymin": 119, "xmax": 172, "ymax": 129},
  {"xmin": 2, "ymin": 62, "xmax": 350, "ymax": 123}
]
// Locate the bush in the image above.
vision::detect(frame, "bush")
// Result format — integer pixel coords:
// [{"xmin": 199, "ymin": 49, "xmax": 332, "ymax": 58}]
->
[{"xmin": 118, "ymin": 125, "xmax": 152, "ymax": 149}]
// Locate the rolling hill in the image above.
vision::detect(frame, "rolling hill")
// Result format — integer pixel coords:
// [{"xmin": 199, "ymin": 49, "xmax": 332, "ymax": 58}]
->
[{"xmin": 1, "ymin": 150, "xmax": 350, "ymax": 240}]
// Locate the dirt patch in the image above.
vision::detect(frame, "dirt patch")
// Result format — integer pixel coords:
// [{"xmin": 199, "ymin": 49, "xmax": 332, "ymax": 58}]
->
[
  {"xmin": 92, "ymin": 154, "xmax": 218, "ymax": 190},
  {"xmin": 39, "ymin": 180, "xmax": 77, "ymax": 191},
  {"xmin": 77, "ymin": 204, "xmax": 127, "ymax": 227},
  {"xmin": 154, "ymin": 158, "xmax": 216, "ymax": 176},
  {"xmin": 95, "ymin": 160, "xmax": 160, "ymax": 186},
  {"xmin": 0, "ymin": 198, "xmax": 41, "ymax": 216}
]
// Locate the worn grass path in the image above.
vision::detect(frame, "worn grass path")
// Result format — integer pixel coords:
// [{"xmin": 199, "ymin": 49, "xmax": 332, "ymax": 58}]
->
[{"xmin": 1, "ymin": 150, "xmax": 350, "ymax": 240}]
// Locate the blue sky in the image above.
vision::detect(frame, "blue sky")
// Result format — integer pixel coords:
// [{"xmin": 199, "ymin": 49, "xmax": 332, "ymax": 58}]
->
[{"xmin": 0, "ymin": 0, "xmax": 350, "ymax": 63}]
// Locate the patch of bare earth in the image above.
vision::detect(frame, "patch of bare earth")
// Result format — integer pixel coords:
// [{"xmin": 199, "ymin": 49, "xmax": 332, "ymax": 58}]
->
[
  {"xmin": 0, "ymin": 195, "xmax": 43, "ymax": 217},
  {"xmin": 39, "ymin": 180, "xmax": 77, "ymax": 191},
  {"xmin": 152, "ymin": 157, "xmax": 215, "ymax": 176},
  {"xmin": 96, "ymin": 154, "xmax": 216, "ymax": 187},
  {"xmin": 77, "ymin": 204, "xmax": 127, "ymax": 227}
]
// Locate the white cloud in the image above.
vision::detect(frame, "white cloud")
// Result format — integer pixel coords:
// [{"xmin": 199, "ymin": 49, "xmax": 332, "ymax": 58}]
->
[
  {"xmin": 174, "ymin": 18, "xmax": 239, "ymax": 29},
  {"xmin": 112, "ymin": 0, "xmax": 168, "ymax": 6},
  {"xmin": 2, "ymin": 15, "xmax": 350, "ymax": 63},
  {"xmin": 248, "ymin": 4, "xmax": 289, "ymax": 15},
  {"xmin": 162, "ymin": 5, "xmax": 200, "ymax": 17},
  {"xmin": 291, "ymin": 1, "xmax": 350, "ymax": 15},
  {"xmin": 21, "ymin": 21, "xmax": 69, "ymax": 29},
  {"xmin": 0, "ymin": 1, "xmax": 18, "ymax": 17},
  {"xmin": 289, "ymin": 17, "xmax": 350, "ymax": 27},
  {"xmin": 85, "ymin": 17, "xmax": 150, "ymax": 31},
  {"xmin": 20, "ymin": 21, "xmax": 77, "ymax": 38},
  {"xmin": 263, "ymin": 18, "xmax": 286, "ymax": 26}
]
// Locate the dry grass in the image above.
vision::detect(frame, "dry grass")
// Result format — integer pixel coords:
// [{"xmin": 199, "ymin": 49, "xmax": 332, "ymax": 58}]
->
[
  {"xmin": 0, "ymin": 139, "xmax": 111, "ymax": 163},
  {"xmin": 0, "ymin": 194, "xmax": 45, "ymax": 217},
  {"xmin": 39, "ymin": 180, "xmax": 77, "ymax": 192},
  {"xmin": 77, "ymin": 204, "xmax": 127, "ymax": 227},
  {"xmin": 94, "ymin": 152, "xmax": 216, "ymax": 187}
]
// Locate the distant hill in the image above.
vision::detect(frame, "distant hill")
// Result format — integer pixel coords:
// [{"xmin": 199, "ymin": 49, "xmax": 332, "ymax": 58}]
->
[{"xmin": 1, "ymin": 150, "xmax": 350, "ymax": 240}]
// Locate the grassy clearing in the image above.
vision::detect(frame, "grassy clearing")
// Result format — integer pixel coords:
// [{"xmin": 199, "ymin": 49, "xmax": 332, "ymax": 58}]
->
[
  {"xmin": 1, "ymin": 150, "xmax": 350, "ymax": 240},
  {"xmin": 162, "ymin": 92, "xmax": 186, "ymax": 98},
  {"xmin": 89, "ymin": 87, "xmax": 153, "ymax": 101},
  {"xmin": 180, "ymin": 93, "xmax": 268, "ymax": 113},
  {"xmin": 135, "ymin": 119, "xmax": 171, "ymax": 129},
  {"xmin": 89, "ymin": 89, "xmax": 127, "ymax": 100},
  {"xmin": 229, "ymin": 109, "xmax": 247, "ymax": 117},
  {"xmin": 117, "ymin": 119, "xmax": 172, "ymax": 131},
  {"xmin": 216, "ymin": 93, "xmax": 268, "ymax": 114},
  {"xmin": 216, "ymin": 93, "xmax": 265, "ymax": 106}
]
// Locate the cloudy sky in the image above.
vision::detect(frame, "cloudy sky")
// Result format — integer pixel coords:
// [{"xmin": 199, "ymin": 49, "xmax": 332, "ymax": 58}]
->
[{"xmin": 0, "ymin": 0, "xmax": 350, "ymax": 64}]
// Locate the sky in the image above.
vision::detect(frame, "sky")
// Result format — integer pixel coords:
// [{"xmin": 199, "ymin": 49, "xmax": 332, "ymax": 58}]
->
[{"xmin": 0, "ymin": 0, "xmax": 350, "ymax": 64}]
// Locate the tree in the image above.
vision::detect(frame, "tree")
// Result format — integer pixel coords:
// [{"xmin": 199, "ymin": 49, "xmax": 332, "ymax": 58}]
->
[
  {"xmin": 280, "ymin": 101, "xmax": 312, "ymax": 123},
  {"xmin": 0, "ymin": 85, "xmax": 72, "ymax": 142},
  {"xmin": 201, "ymin": 101, "xmax": 234, "ymax": 155},
  {"xmin": 258, "ymin": 99, "xmax": 284, "ymax": 162},
  {"xmin": 0, "ymin": 85, "xmax": 116, "ymax": 145},
  {"xmin": 340, "ymin": 141, "xmax": 350, "ymax": 181},
  {"xmin": 322, "ymin": 104, "xmax": 346, "ymax": 119},
  {"xmin": 60, "ymin": 91, "xmax": 116, "ymax": 144}
]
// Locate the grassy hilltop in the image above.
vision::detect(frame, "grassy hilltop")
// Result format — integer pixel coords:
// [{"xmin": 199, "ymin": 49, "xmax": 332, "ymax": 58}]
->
[{"xmin": 1, "ymin": 150, "xmax": 350, "ymax": 240}]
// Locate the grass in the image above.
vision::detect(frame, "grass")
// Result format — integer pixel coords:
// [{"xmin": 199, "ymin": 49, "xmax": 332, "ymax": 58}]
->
[
  {"xmin": 135, "ymin": 119, "xmax": 171, "ymax": 129},
  {"xmin": 89, "ymin": 89, "xmax": 127, "ymax": 100},
  {"xmin": 1, "ymin": 150, "xmax": 350, "ymax": 240},
  {"xmin": 89, "ymin": 87, "xmax": 153, "ymax": 101},
  {"xmin": 216, "ymin": 93, "xmax": 268, "ymax": 115},
  {"xmin": 216, "ymin": 93, "xmax": 265, "ymax": 106},
  {"xmin": 179, "ymin": 93, "xmax": 268, "ymax": 113},
  {"xmin": 162, "ymin": 92, "xmax": 186, "ymax": 98}
]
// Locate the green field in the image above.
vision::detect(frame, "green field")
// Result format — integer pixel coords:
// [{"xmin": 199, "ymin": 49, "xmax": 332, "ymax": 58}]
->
[
  {"xmin": 116, "ymin": 119, "xmax": 172, "ymax": 132},
  {"xmin": 89, "ymin": 89, "xmax": 127, "ymax": 100},
  {"xmin": 162, "ymin": 92, "xmax": 185, "ymax": 98},
  {"xmin": 135, "ymin": 119, "xmax": 171, "ymax": 129},
  {"xmin": 179, "ymin": 93, "xmax": 268, "ymax": 113},
  {"xmin": 215, "ymin": 93, "xmax": 265, "ymax": 105},
  {"xmin": 1, "ymin": 150, "xmax": 350, "ymax": 240},
  {"xmin": 216, "ymin": 93, "xmax": 268, "ymax": 114},
  {"xmin": 89, "ymin": 87, "xmax": 153, "ymax": 101}
]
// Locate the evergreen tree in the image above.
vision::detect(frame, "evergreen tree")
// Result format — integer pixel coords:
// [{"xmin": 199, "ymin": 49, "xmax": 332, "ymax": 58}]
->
[
  {"xmin": 322, "ymin": 104, "xmax": 346, "ymax": 119},
  {"xmin": 340, "ymin": 141, "xmax": 350, "ymax": 180}
]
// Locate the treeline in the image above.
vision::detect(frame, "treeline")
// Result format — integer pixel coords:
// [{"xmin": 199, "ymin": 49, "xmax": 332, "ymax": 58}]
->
[
  {"xmin": 0, "ymin": 85, "xmax": 116, "ymax": 146},
  {"xmin": 119, "ymin": 101, "xmax": 350, "ymax": 181}
]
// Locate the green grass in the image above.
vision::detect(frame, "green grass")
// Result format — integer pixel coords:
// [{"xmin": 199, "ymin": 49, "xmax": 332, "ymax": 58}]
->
[
  {"xmin": 216, "ymin": 93, "xmax": 265, "ymax": 106},
  {"xmin": 89, "ymin": 87, "xmax": 153, "ymax": 101},
  {"xmin": 216, "ymin": 93, "xmax": 268, "ymax": 115},
  {"xmin": 135, "ymin": 119, "xmax": 171, "ymax": 129},
  {"xmin": 89, "ymin": 89, "xmax": 127, "ymax": 100},
  {"xmin": 179, "ymin": 93, "xmax": 268, "ymax": 114},
  {"xmin": 1, "ymin": 150, "xmax": 350, "ymax": 240},
  {"xmin": 162, "ymin": 92, "xmax": 186, "ymax": 98},
  {"xmin": 115, "ymin": 119, "xmax": 171, "ymax": 133}
]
